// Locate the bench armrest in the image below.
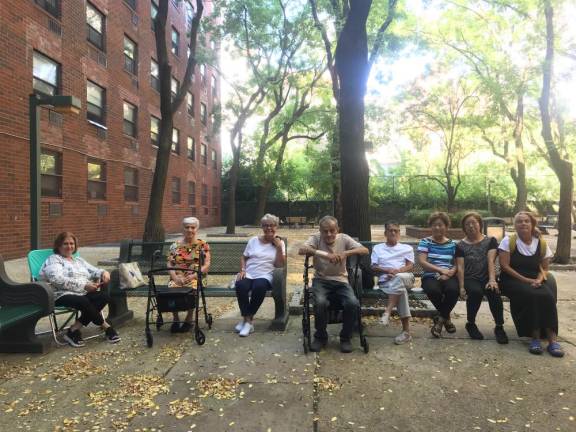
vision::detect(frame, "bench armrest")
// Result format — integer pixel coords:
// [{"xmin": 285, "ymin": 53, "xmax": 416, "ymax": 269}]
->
[{"xmin": 0, "ymin": 255, "xmax": 53, "ymax": 315}]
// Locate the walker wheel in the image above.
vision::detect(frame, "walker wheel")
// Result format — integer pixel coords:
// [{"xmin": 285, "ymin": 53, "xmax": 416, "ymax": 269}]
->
[
  {"xmin": 195, "ymin": 329, "xmax": 206, "ymax": 345},
  {"xmin": 303, "ymin": 338, "xmax": 309, "ymax": 354},
  {"xmin": 206, "ymin": 313, "xmax": 213, "ymax": 329},
  {"xmin": 146, "ymin": 330, "xmax": 153, "ymax": 348},
  {"xmin": 362, "ymin": 337, "xmax": 369, "ymax": 354}
]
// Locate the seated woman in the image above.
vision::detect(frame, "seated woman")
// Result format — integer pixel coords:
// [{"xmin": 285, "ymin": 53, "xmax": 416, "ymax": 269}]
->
[
  {"xmin": 235, "ymin": 214, "xmax": 286, "ymax": 337},
  {"xmin": 418, "ymin": 212, "xmax": 459, "ymax": 338},
  {"xmin": 40, "ymin": 232, "xmax": 120, "ymax": 347},
  {"xmin": 498, "ymin": 211, "xmax": 563, "ymax": 357},
  {"xmin": 455, "ymin": 212, "xmax": 508, "ymax": 344},
  {"xmin": 168, "ymin": 217, "xmax": 211, "ymax": 333}
]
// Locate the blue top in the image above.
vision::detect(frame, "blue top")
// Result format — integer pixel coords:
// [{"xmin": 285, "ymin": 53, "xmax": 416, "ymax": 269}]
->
[{"xmin": 417, "ymin": 237, "xmax": 457, "ymax": 279}]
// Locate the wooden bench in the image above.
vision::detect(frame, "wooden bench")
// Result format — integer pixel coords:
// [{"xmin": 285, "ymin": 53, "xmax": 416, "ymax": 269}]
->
[
  {"xmin": 105, "ymin": 239, "xmax": 289, "ymax": 331},
  {"xmin": 0, "ymin": 255, "xmax": 53, "ymax": 353}
]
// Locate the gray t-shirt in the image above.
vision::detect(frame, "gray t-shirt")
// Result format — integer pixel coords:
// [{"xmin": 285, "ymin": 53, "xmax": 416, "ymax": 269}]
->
[
  {"xmin": 304, "ymin": 233, "xmax": 362, "ymax": 284},
  {"xmin": 455, "ymin": 236, "xmax": 498, "ymax": 282}
]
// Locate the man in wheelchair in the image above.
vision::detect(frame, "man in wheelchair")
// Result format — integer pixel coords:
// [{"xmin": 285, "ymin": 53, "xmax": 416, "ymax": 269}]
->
[{"xmin": 298, "ymin": 216, "xmax": 369, "ymax": 353}]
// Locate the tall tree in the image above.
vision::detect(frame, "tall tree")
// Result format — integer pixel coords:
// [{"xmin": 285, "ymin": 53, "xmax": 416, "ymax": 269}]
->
[
  {"xmin": 143, "ymin": 0, "xmax": 203, "ymax": 242},
  {"xmin": 538, "ymin": 0, "xmax": 573, "ymax": 262}
]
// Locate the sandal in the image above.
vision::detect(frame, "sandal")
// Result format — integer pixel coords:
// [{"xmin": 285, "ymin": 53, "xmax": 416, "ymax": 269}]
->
[
  {"xmin": 431, "ymin": 317, "xmax": 443, "ymax": 338},
  {"xmin": 529, "ymin": 339, "xmax": 543, "ymax": 355},
  {"xmin": 444, "ymin": 319, "xmax": 456, "ymax": 334},
  {"xmin": 547, "ymin": 342, "xmax": 565, "ymax": 358}
]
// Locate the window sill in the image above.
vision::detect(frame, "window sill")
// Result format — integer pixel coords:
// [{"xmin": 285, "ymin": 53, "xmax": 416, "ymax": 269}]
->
[
  {"xmin": 88, "ymin": 120, "xmax": 107, "ymax": 130},
  {"xmin": 88, "ymin": 199, "xmax": 108, "ymax": 203},
  {"xmin": 41, "ymin": 197, "xmax": 63, "ymax": 202}
]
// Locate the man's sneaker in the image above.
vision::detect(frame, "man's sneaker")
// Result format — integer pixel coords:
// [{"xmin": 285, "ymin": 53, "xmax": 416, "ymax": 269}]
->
[
  {"xmin": 394, "ymin": 331, "xmax": 412, "ymax": 345},
  {"xmin": 340, "ymin": 339, "xmax": 353, "ymax": 353},
  {"xmin": 234, "ymin": 321, "xmax": 245, "ymax": 333},
  {"xmin": 309, "ymin": 338, "xmax": 327, "ymax": 352},
  {"xmin": 494, "ymin": 325, "xmax": 509, "ymax": 344},
  {"xmin": 105, "ymin": 327, "xmax": 121, "ymax": 343},
  {"xmin": 63, "ymin": 329, "xmax": 85, "ymax": 348},
  {"xmin": 239, "ymin": 322, "xmax": 254, "ymax": 337},
  {"xmin": 465, "ymin": 322, "xmax": 484, "ymax": 340},
  {"xmin": 380, "ymin": 312, "xmax": 390, "ymax": 326}
]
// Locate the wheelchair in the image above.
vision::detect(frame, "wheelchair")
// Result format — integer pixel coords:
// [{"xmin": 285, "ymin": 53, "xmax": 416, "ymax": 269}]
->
[{"xmin": 301, "ymin": 255, "xmax": 369, "ymax": 354}]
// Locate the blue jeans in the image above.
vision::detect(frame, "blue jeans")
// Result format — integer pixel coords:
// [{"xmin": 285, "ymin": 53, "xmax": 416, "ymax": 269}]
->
[
  {"xmin": 235, "ymin": 278, "xmax": 271, "ymax": 317},
  {"xmin": 312, "ymin": 279, "xmax": 359, "ymax": 341}
]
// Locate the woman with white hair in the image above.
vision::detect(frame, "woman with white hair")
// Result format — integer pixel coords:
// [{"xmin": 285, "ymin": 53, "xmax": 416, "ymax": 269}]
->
[
  {"xmin": 167, "ymin": 217, "xmax": 211, "ymax": 333},
  {"xmin": 234, "ymin": 214, "xmax": 286, "ymax": 337}
]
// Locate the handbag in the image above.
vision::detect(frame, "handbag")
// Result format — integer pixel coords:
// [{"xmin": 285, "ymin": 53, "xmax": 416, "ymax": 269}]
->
[{"xmin": 118, "ymin": 262, "xmax": 147, "ymax": 289}]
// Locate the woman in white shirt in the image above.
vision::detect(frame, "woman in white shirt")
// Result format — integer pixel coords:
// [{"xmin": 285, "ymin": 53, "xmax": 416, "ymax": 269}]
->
[
  {"xmin": 498, "ymin": 211, "xmax": 562, "ymax": 357},
  {"xmin": 234, "ymin": 214, "xmax": 286, "ymax": 337}
]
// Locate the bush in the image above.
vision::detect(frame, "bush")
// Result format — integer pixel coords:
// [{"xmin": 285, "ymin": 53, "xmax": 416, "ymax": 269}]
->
[{"xmin": 405, "ymin": 209, "xmax": 492, "ymax": 227}]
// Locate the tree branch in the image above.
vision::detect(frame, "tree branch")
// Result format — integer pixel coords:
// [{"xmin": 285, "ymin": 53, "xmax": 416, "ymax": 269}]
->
[{"xmin": 368, "ymin": 0, "xmax": 398, "ymax": 71}]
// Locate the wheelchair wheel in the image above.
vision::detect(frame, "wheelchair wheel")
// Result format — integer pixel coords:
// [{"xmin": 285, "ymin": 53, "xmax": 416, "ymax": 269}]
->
[
  {"xmin": 206, "ymin": 313, "xmax": 213, "ymax": 329},
  {"xmin": 146, "ymin": 329, "xmax": 153, "ymax": 348},
  {"xmin": 195, "ymin": 329, "xmax": 206, "ymax": 345}
]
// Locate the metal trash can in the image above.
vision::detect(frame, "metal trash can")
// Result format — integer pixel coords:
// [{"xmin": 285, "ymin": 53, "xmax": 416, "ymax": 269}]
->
[{"xmin": 483, "ymin": 217, "xmax": 506, "ymax": 242}]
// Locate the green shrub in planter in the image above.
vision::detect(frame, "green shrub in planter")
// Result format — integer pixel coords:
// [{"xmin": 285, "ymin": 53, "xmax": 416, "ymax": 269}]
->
[
  {"xmin": 405, "ymin": 209, "xmax": 492, "ymax": 227},
  {"xmin": 449, "ymin": 210, "xmax": 492, "ymax": 228}
]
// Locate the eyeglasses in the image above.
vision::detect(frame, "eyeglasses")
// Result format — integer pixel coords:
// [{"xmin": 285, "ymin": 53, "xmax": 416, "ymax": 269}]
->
[{"xmin": 262, "ymin": 224, "xmax": 276, "ymax": 228}]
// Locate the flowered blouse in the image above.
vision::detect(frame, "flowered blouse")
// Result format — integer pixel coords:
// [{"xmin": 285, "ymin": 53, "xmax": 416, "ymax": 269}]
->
[
  {"xmin": 167, "ymin": 239, "xmax": 210, "ymax": 288},
  {"xmin": 40, "ymin": 254, "xmax": 104, "ymax": 299}
]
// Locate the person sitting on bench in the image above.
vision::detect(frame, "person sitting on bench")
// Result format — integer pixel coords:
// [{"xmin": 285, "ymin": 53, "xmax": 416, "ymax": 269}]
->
[
  {"xmin": 298, "ymin": 216, "xmax": 369, "ymax": 353},
  {"xmin": 370, "ymin": 222, "xmax": 414, "ymax": 345},
  {"xmin": 40, "ymin": 232, "xmax": 120, "ymax": 347}
]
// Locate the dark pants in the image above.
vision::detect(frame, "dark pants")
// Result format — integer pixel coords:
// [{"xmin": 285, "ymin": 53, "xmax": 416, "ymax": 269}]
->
[
  {"xmin": 464, "ymin": 278, "xmax": 504, "ymax": 325},
  {"xmin": 56, "ymin": 291, "xmax": 110, "ymax": 326},
  {"xmin": 422, "ymin": 276, "xmax": 459, "ymax": 320},
  {"xmin": 312, "ymin": 279, "xmax": 359, "ymax": 341},
  {"xmin": 235, "ymin": 278, "xmax": 271, "ymax": 317}
]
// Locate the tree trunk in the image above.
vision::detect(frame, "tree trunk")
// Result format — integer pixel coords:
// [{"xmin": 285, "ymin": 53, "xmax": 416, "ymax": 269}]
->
[
  {"xmin": 511, "ymin": 163, "xmax": 528, "ymax": 213},
  {"xmin": 512, "ymin": 93, "xmax": 528, "ymax": 213},
  {"xmin": 226, "ymin": 139, "xmax": 241, "ymax": 234},
  {"xmin": 539, "ymin": 1, "xmax": 573, "ymax": 263},
  {"xmin": 330, "ymin": 127, "xmax": 343, "ymax": 223},
  {"xmin": 334, "ymin": 0, "xmax": 371, "ymax": 240}
]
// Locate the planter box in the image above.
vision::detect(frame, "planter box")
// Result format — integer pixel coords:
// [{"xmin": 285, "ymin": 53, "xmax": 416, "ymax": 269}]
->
[{"xmin": 405, "ymin": 225, "xmax": 465, "ymax": 240}]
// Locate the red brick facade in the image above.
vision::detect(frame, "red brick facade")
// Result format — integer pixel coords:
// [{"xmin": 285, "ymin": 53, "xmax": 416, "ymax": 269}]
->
[{"xmin": 0, "ymin": 0, "xmax": 221, "ymax": 259}]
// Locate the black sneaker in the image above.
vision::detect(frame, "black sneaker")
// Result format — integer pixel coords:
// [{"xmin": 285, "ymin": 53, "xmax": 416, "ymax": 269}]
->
[
  {"xmin": 465, "ymin": 322, "xmax": 484, "ymax": 340},
  {"xmin": 340, "ymin": 339, "xmax": 353, "ymax": 353},
  {"xmin": 494, "ymin": 325, "xmax": 509, "ymax": 344},
  {"xmin": 63, "ymin": 329, "xmax": 85, "ymax": 348},
  {"xmin": 309, "ymin": 338, "xmax": 327, "ymax": 352},
  {"xmin": 178, "ymin": 322, "xmax": 192, "ymax": 333},
  {"xmin": 105, "ymin": 327, "xmax": 121, "ymax": 344},
  {"xmin": 170, "ymin": 322, "xmax": 181, "ymax": 333}
]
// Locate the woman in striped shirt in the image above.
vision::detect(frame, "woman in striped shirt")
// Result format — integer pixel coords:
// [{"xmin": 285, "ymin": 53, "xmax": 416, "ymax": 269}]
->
[{"xmin": 417, "ymin": 212, "xmax": 459, "ymax": 338}]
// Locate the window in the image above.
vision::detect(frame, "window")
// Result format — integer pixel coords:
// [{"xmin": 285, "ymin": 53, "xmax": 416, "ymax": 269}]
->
[
  {"xmin": 201, "ymin": 183, "xmax": 208, "ymax": 206},
  {"xmin": 33, "ymin": 51, "xmax": 60, "ymax": 96},
  {"xmin": 171, "ymin": 177, "xmax": 181, "ymax": 204},
  {"xmin": 123, "ymin": 102, "xmax": 137, "ymax": 137},
  {"xmin": 87, "ymin": 3, "xmax": 105, "ymax": 50},
  {"xmin": 187, "ymin": 137, "xmax": 195, "ymax": 160},
  {"xmin": 86, "ymin": 80, "xmax": 106, "ymax": 125},
  {"xmin": 200, "ymin": 64, "xmax": 206, "ymax": 85},
  {"xmin": 200, "ymin": 102, "xmax": 207, "ymax": 125},
  {"xmin": 151, "ymin": 0, "xmax": 158, "ymax": 31},
  {"xmin": 187, "ymin": 92, "xmax": 194, "ymax": 116},
  {"xmin": 124, "ymin": 36, "xmax": 138, "ymax": 74},
  {"xmin": 171, "ymin": 27, "xmax": 180, "ymax": 56},
  {"xmin": 185, "ymin": 1, "xmax": 195, "ymax": 30},
  {"xmin": 211, "ymin": 149, "xmax": 217, "ymax": 169},
  {"xmin": 200, "ymin": 143, "xmax": 207, "ymax": 165},
  {"xmin": 87, "ymin": 160, "xmax": 106, "ymax": 200},
  {"xmin": 150, "ymin": 116, "xmax": 160, "ymax": 147},
  {"xmin": 150, "ymin": 59, "xmax": 159, "ymax": 91},
  {"xmin": 212, "ymin": 186, "xmax": 218, "ymax": 207},
  {"xmin": 124, "ymin": 168, "xmax": 139, "ymax": 202},
  {"xmin": 188, "ymin": 181, "xmax": 196, "ymax": 206},
  {"xmin": 124, "ymin": 0, "xmax": 137, "ymax": 10},
  {"xmin": 40, "ymin": 149, "xmax": 62, "ymax": 198},
  {"xmin": 171, "ymin": 128, "xmax": 180, "ymax": 154},
  {"xmin": 171, "ymin": 77, "xmax": 179, "ymax": 101},
  {"xmin": 35, "ymin": 0, "xmax": 60, "ymax": 19},
  {"xmin": 211, "ymin": 75, "xmax": 217, "ymax": 98}
]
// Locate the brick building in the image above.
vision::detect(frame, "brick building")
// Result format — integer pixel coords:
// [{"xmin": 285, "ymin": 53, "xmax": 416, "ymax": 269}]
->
[{"xmin": 0, "ymin": 0, "xmax": 221, "ymax": 259}]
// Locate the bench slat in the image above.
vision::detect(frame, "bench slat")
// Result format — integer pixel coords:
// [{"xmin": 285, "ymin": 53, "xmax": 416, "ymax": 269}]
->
[{"xmin": 0, "ymin": 305, "xmax": 44, "ymax": 331}]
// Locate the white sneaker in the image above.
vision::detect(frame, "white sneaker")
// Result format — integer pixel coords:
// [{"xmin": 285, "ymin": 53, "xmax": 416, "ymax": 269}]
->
[
  {"xmin": 239, "ymin": 322, "xmax": 254, "ymax": 337},
  {"xmin": 380, "ymin": 312, "xmax": 390, "ymax": 326},
  {"xmin": 234, "ymin": 321, "xmax": 245, "ymax": 333},
  {"xmin": 394, "ymin": 331, "xmax": 412, "ymax": 345}
]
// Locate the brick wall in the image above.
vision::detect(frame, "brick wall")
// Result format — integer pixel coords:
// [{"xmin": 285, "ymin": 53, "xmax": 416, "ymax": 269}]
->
[{"xmin": 0, "ymin": 0, "xmax": 221, "ymax": 259}]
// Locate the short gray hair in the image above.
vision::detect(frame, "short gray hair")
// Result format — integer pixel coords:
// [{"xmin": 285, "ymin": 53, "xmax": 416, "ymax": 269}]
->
[
  {"xmin": 261, "ymin": 213, "xmax": 279, "ymax": 226},
  {"xmin": 319, "ymin": 215, "xmax": 338, "ymax": 227},
  {"xmin": 182, "ymin": 216, "xmax": 200, "ymax": 227}
]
